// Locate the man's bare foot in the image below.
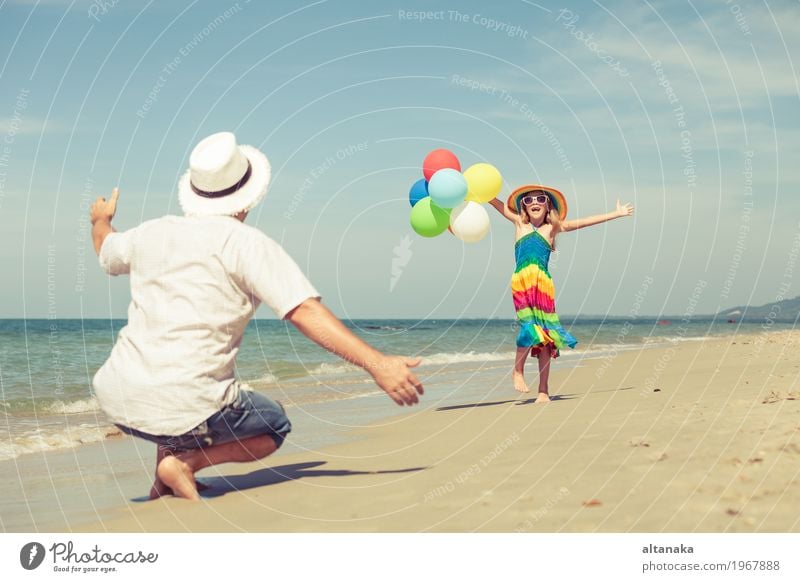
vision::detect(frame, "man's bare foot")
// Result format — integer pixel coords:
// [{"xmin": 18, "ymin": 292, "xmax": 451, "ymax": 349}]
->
[
  {"xmin": 513, "ymin": 371, "xmax": 530, "ymax": 393},
  {"xmin": 535, "ymin": 392, "xmax": 551, "ymax": 403},
  {"xmin": 156, "ymin": 455, "xmax": 200, "ymax": 501},
  {"xmin": 149, "ymin": 477, "xmax": 211, "ymax": 500},
  {"xmin": 149, "ymin": 478, "xmax": 172, "ymax": 500}
]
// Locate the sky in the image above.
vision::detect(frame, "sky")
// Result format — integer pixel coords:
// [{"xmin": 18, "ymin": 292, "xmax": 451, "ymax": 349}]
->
[{"xmin": 0, "ymin": 0, "xmax": 798, "ymax": 319}]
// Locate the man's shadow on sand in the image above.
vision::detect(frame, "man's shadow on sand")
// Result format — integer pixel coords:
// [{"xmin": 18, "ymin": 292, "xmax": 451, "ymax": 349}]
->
[{"xmin": 134, "ymin": 461, "xmax": 426, "ymax": 501}]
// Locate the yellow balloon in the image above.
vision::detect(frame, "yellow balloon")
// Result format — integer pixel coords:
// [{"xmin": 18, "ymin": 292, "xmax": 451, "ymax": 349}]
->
[{"xmin": 464, "ymin": 163, "xmax": 503, "ymax": 203}]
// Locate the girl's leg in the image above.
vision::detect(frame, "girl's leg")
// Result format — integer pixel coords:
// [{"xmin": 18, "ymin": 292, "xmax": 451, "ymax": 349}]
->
[
  {"xmin": 535, "ymin": 345, "xmax": 554, "ymax": 403},
  {"xmin": 513, "ymin": 347, "xmax": 530, "ymax": 393}
]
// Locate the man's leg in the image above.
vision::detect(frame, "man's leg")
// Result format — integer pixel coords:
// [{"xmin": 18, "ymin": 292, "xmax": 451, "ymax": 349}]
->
[
  {"xmin": 156, "ymin": 434, "xmax": 279, "ymax": 501},
  {"xmin": 150, "ymin": 444, "xmax": 214, "ymax": 499},
  {"xmin": 149, "ymin": 445, "xmax": 173, "ymax": 499}
]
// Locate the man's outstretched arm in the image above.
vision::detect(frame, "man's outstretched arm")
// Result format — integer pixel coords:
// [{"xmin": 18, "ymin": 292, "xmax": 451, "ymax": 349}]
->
[
  {"xmin": 91, "ymin": 187, "xmax": 119, "ymax": 255},
  {"xmin": 285, "ymin": 298, "xmax": 424, "ymax": 406}
]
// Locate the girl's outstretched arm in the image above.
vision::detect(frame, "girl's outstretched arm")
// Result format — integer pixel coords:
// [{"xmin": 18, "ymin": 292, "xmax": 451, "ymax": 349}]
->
[
  {"xmin": 561, "ymin": 199, "xmax": 633, "ymax": 232},
  {"xmin": 488, "ymin": 197, "xmax": 521, "ymax": 224}
]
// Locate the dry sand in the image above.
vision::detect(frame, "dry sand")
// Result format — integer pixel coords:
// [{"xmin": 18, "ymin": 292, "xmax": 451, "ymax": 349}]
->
[{"xmin": 76, "ymin": 331, "xmax": 800, "ymax": 532}]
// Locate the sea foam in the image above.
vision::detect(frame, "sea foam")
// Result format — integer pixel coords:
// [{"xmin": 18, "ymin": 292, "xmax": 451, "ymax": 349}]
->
[{"xmin": 0, "ymin": 424, "xmax": 120, "ymax": 462}]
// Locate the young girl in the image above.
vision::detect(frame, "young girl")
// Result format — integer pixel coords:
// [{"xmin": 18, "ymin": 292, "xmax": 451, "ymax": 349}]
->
[{"xmin": 489, "ymin": 185, "xmax": 634, "ymax": 402}]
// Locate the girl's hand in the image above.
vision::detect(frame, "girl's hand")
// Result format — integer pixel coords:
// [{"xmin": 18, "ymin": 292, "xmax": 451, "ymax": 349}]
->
[
  {"xmin": 90, "ymin": 187, "xmax": 120, "ymax": 225},
  {"xmin": 488, "ymin": 197, "xmax": 522, "ymax": 224},
  {"xmin": 615, "ymin": 199, "xmax": 633, "ymax": 217}
]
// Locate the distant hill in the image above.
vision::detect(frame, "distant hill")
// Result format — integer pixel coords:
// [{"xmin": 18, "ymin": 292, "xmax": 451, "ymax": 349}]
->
[{"xmin": 717, "ymin": 295, "xmax": 800, "ymax": 322}]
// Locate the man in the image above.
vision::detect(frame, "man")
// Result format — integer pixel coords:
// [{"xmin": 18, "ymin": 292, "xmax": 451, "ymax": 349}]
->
[{"xmin": 91, "ymin": 132, "xmax": 423, "ymax": 501}]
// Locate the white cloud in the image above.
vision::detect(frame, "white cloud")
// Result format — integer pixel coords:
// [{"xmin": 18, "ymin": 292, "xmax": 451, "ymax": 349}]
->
[
  {"xmin": 445, "ymin": 1, "xmax": 800, "ymax": 188},
  {"xmin": 0, "ymin": 116, "xmax": 60, "ymax": 136},
  {"xmin": 544, "ymin": 2, "xmax": 800, "ymax": 103}
]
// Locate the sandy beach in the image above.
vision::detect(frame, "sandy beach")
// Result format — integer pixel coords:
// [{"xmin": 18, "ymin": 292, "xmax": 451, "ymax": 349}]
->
[{"xmin": 2, "ymin": 330, "xmax": 795, "ymax": 533}]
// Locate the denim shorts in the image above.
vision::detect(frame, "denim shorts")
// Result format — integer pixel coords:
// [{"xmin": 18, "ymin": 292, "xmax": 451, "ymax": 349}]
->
[{"xmin": 116, "ymin": 388, "xmax": 291, "ymax": 452}]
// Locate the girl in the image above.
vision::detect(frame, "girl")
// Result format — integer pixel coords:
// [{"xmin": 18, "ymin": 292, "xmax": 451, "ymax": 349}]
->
[{"xmin": 489, "ymin": 185, "xmax": 634, "ymax": 402}]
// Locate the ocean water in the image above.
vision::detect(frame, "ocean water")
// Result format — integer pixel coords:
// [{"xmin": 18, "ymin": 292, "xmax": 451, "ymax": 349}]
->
[{"xmin": 0, "ymin": 317, "xmax": 792, "ymax": 462}]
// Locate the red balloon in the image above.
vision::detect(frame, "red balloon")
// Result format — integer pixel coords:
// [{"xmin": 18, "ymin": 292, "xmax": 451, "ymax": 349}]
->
[{"xmin": 423, "ymin": 149, "xmax": 461, "ymax": 181}]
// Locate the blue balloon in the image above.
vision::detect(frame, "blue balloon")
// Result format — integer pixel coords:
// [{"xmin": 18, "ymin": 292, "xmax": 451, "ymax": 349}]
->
[
  {"xmin": 428, "ymin": 168, "xmax": 468, "ymax": 209},
  {"xmin": 409, "ymin": 179, "xmax": 428, "ymax": 207}
]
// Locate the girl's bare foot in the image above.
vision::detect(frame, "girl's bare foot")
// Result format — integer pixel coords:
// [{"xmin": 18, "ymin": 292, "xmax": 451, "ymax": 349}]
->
[
  {"xmin": 156, "ymin": 455, "xmax": 200, "ymax": 501},
  {"xmin": 513, "ymin": 371, "xmax": 530, "ymax": 393},
  {"xmin": 535, "ymin": 392, "xmax": 551, "ymax": 403}
]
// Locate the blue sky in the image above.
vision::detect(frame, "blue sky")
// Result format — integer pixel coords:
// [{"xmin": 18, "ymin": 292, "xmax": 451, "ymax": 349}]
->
[{"xmin": 1, "ymin": 0, "xmax": 798, "ymax": 319}]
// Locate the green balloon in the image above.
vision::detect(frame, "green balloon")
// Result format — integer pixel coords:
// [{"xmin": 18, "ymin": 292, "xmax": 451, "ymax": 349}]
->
[{"xmin": 409, "ymin": 196, "xmax": 450, "ymax": 237}]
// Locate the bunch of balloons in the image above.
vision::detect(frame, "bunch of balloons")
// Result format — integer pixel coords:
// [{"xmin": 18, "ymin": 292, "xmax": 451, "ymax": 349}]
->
[{"xmin": 408, "ymin": 149, "xmax": 502, "ymax": 243}]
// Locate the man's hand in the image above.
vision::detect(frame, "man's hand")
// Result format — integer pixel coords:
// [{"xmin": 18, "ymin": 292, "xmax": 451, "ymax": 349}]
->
[
  {"xmin": 91, "ymin": 187, "xmax": 120, "ymax": 225},
  {"xmin": 286, "ymin": 299, "xmax": 426, "ymax": 406},
  {"xmin": 91, "ymin": 187, "xmax": 119, "ymax": 255},
  {"xmin": 368, "ymin": 355, "xmax": 424, "ymax": 406},
  {"xmin": 615, "ymin": 198, "xmax": 634, "ymax": 217}
]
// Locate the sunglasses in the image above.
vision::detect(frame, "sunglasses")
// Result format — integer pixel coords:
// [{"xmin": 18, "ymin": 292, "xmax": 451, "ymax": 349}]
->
[{"xmin": 521, "ymin": 194, "xmax": 549, "ymax": 206}]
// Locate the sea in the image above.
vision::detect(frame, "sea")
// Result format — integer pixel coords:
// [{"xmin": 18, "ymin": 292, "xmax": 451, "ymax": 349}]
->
[{"xmin": 0, "ymin": 317, "xmax": 792, "ymax": 463}]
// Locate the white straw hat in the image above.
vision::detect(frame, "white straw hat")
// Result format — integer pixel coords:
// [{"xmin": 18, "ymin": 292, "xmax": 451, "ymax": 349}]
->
[{"xmin": 178, "ymin": 132, "xmax": 271, "ymax": 216}]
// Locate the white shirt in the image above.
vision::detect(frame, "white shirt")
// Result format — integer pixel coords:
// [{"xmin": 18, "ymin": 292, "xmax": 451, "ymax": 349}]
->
[{"xmin": 92, "ymin": 215, "xmax": 320, "ymax": 436}]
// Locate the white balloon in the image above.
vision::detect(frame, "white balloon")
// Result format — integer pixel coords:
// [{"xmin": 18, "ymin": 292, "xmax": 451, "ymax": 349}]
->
[{"xmin": 449, "ymin": 201, "xmax": 490, "ymax": 243}]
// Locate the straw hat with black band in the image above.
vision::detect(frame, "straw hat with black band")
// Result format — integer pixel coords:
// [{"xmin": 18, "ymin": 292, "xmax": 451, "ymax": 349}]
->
[{"xmin": 506, "ymin": 184, "xmax": 568, "ymax": 221}]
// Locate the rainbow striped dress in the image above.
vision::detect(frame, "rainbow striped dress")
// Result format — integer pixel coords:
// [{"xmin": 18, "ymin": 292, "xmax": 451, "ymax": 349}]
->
[{"xmin": 512, "ymin": 229, "xmax": 578, "ymax": 357}]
